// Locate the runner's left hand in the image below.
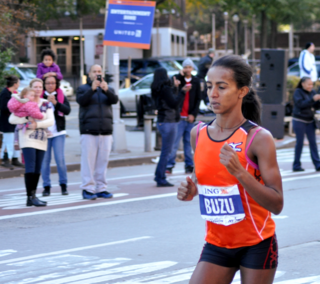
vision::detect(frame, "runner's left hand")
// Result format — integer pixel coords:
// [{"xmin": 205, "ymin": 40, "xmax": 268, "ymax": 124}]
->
[{"xmin": 219, "ymin": 143, "xmax": 244, "ymax": 177}]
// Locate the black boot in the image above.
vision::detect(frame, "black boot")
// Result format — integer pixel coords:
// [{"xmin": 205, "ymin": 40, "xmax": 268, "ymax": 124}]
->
[
  {"xmin": 42, "ymin": 186, "xmax": 51, "ymax": 196},
  {"xmin": 25, "ymin": 173, "xmax": 47, "ymax": 206},
  {"xmin": 27, "ymin": 191, "xmax": 47, "ymax": 207},
  {"xmin": 11, "ymin": 157, "xmax": 25, "ymax": 168},
  {"xmin": 25, "ymin": 173, "xmax": 39, "ymax": 206},
  {"xmin": 33, "ymin": 173, "xmax": 47, "ymax": 204},
  {"xmin": 61, "ymin": 184, "xmax": 69, "ymax": 195}
]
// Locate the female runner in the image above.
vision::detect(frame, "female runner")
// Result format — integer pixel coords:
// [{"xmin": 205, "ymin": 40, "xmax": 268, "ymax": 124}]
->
[{"xmin": 177, "ymin": 55, "xmax": 283, "ymax": 284}]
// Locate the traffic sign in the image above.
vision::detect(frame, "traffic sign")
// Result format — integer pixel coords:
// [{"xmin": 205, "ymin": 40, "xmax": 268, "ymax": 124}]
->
[{"xmin": 103, "ymin": 0, "xmax": 156, "ymax": 49}]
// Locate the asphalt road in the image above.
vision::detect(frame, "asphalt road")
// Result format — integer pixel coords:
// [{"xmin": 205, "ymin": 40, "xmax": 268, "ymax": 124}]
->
[{"xmin": 0, "ymin": 147, "xmax": 320, "ymax": 283}]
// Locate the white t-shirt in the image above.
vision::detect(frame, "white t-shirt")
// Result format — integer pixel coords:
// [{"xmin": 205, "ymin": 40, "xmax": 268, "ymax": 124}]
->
[{"xmin": 45, "ymin": 91, "xmax": 67, "ymax": 138}]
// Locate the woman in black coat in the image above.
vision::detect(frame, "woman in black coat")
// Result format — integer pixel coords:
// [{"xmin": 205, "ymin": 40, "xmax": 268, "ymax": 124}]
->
[
  {"xmin": 292, "ymin": 77, "xmax": 320, "ymax": 171},
  {"xmin": 151, "ymin": 68, "xmax": 189, "ymax": 187},
  {"xmin": 0, "ymin": 75, "xmax": 24, "ymax": 168}
]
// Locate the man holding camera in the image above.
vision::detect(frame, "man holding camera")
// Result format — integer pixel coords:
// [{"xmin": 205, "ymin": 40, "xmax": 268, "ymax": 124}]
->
[{"xmin": 76, "ymin": 64, "xmax": 118, "ymax": 200}]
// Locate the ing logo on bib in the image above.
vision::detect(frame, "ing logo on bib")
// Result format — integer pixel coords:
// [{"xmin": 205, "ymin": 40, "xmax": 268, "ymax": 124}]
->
[{"xmin": 228, "ymin": 142, "xmax": 243, "ymax": 152}]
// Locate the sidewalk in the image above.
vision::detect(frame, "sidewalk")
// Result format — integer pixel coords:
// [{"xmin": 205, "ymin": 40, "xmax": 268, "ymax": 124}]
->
[{"xmin": 0, "ymin": 120, "xmax": 314, "ymax": 179}]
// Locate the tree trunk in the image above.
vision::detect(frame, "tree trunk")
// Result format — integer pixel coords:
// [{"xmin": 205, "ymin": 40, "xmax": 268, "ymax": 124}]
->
[
  {"xmin": 260, "ymin": 10, "xmax": 268, "ymax": 48},
  {"xmin": 270, "ymin": 20, "xmax": 278, "ymax": 48}
]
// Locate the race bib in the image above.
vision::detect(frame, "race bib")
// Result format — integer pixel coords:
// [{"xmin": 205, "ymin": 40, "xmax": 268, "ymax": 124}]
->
[{"xmin": 198, "ymin": 184, "xmax": 245, "ymax": 226}]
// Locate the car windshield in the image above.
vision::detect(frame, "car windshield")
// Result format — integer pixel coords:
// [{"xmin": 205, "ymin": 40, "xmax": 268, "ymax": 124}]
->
[
  {"xmin": 290, "ymin": 64, "xmax": 300, "ymax": 72},
  {"xmin": 18, "ymin": 67, "xmax": 37, "ymax": 79},
  {"xmin": 160, "ymin": 61, "xmax": 180, "ymax": 71},
  {"xmin": 135, "ymin": 75, "xmax": 154, "ymax": 89}
]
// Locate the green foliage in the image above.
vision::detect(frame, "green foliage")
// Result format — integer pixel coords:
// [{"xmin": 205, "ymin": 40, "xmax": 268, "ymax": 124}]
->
[
  {"xmin": 286, "ymin": 75, "xmax": 300, "ymax": 102},
  {"xmin": 31, "ymin": 0, "xmax": 106, "ymax": 23},
  {"xmin": 186, "ymin": 0, "xmax": 320, "ymax": 42},
  {"xmin": 0, "ymin": 49, "xmax": 16, "ymax": 89}
]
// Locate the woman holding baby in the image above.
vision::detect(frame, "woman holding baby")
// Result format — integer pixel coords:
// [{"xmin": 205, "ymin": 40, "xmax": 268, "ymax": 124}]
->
[{"xmin": 9, "ymin": 78, "xmax": 54, "ymax": 207}]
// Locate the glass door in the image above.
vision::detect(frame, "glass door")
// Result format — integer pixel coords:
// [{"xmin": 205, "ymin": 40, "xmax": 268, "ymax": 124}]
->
[{"xmin": 56, "ymin": 48, "xmax": 67, "ymax": 75}]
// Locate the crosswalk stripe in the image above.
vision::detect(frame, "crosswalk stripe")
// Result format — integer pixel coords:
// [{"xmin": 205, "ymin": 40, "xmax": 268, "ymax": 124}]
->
[{"xmin": 0, "ymin": 193, "xmax": 128, "ymax": 210}]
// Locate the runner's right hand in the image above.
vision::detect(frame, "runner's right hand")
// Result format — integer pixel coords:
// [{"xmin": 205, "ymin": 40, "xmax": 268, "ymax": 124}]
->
[{"xmin": 177, "ymin": 176, "xmax": 197, "ymax": 201}]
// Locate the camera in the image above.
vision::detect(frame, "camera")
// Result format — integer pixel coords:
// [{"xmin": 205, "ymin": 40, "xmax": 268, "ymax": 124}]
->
[{"xmin": 97, "ymin": 75, "xmax": 102, "ymax": 82}]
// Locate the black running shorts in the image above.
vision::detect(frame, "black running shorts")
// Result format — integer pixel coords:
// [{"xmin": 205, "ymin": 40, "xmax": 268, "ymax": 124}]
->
[{"xmin": 199, "ymin": 235, "xmax": 278, "ymax": 269}]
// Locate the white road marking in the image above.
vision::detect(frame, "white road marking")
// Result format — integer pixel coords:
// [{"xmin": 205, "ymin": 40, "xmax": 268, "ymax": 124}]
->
[
  {"xmin": 232, "ymin": 270, "xmax": 286, "ymax": 283},
  {"xmin": 40, "ymin": 261, "xmax": 177, "ymax": 284},
  {"xmin": 0, "ymin": 192, "xmax": 177, "ymax": 220},
  {"xmin": 112, "ymin": 267, "xmax": 195, "ymax": 284},
  {"xmin": 0, "ymin": 192, "xmax": 128, "ymax": 210},
  {"xmin": 280, "ymin": 169, "xmax": 314, "ymax": 176},
  {"xmin": 0, "ymin": 236, "xmax": 151, "ymax": 265},
  {"xmin": 273, "ymin": 215, "xmax": 289, "ymax": 219},
  {"xmin": 0, "ymin": 171, "xmax": 185, "ymax": 193},
  {"xmin": 280, "ymin": 241, "xmax": 320, "ymax": 252},
  {"xmin": 282, "ymin": 173, "xmax": 320, "ymax": 182},
  {"xmin": 5, "ymin": 256, "xmax": 130, "ymax": 284},
  {"xmin": 274, "ymin": 275, "xmax": 320, "ymax": 283},
  {"xmin": 0, "ymin": 250, "xmax": 16, "ymax": 258}
]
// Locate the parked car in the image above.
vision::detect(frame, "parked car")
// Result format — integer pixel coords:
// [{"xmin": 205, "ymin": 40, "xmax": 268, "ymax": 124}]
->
[
  {"xmin": 5, "ymin": 63, "xmax": 74, "ymax": 97},
  {"xmin": 287, "ymin": 62, "xmax": 320, "ymax": 78},
  {"xmin": 119, "ymin": 58, "xmax": 182, "ymax": 85},
  {"xmin": 119, "ymin": 70, "xmax": 207, "ymax": 115},
  {"xmin": 288, "ymin": 56, "xmax": 320, "ymax": 67}
]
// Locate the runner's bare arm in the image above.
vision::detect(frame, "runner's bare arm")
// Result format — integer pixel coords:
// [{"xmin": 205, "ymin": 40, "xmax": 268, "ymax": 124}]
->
[
  {"xmin": 177, "ymin": 125, "xmax": 199, "ymax": 201},
  {"xmin": 219, "ymin": 128, "xmax": 283, "ymax": 215}
]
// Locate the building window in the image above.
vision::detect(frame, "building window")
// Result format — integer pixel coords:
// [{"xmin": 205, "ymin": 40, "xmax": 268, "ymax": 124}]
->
[
  {"xmin": 181, "ymin": 37, "xmax": 185, "ymax": 45},
  {"xmin": 72, "ymin": 37, "xmax": 85, "ymax": 76},
  {"xmin": 171, "ymin": 34, "xmax": 175, "ymax": 43}
]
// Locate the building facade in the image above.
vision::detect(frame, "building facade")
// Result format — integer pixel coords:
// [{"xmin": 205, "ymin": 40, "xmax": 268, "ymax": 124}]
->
[{"xmin": 27, "ymin": 4, "xmax": 187, "ymax": 78}]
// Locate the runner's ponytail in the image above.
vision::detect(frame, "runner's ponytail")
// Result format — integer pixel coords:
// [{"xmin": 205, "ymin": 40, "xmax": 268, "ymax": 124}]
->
[{"xmin": 242, "ymin": 88, "xmax": 261, "ymax": 125}]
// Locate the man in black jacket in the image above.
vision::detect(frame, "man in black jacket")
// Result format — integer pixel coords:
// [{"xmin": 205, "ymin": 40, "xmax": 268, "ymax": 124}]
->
[
  {"xmin": 166, "ymin": 58, "xmax": 201, "ymax": 174},
  {"xmin": 76, "ymin": 64, "xmax": 118, "ymax": 200}
]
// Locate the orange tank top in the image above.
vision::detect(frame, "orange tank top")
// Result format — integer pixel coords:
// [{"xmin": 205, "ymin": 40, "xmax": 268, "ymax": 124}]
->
[{"xmin": 194, "ymin": 120, "xmax": 276, "ymax": 249}]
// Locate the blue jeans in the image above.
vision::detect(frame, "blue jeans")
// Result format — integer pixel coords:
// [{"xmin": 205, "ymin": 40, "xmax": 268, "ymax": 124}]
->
[
  {"xmin": 22, "ymin": 148, "xmax": 45, "ymax": 174},
  {"xmin": 293, "ymin": 120, "xmax": 320, "ymax": 170},
  {"xmin": 167, "ymin": 119, "xmax": 194, "ymax": 169},
  {"xmin": 155, "ymin": 122, "xmax": 178, "ymax": 184},
  {"xmin": 41, "ymin": 135, "xmax": 68, "ymax": 187}
]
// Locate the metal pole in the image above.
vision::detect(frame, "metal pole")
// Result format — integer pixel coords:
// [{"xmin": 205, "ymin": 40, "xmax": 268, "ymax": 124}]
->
[
  {"xmin": 102, "ymin": 0, "xmax": 109, "ymax": 75},
  {"xmin": 251, "ymin": 15, "xmax": 255, "ymax": 63},
  {"xmin": 235, "ymin": 24, "xmax": 238, "ymax": 55},
  {"xmin": 79, "ymin": 17, "xmax": 84, "ymax": 83},
  {"xmin": 289, "ymin": 23, "xmax": 294, "ymax": 58},
  {"xmin": 244, "ymin": 21, "xmax": 248, "ymax": 53},
  {"xmin": 195, "ymin": 39, "xmax": 197, "ymax": 56},
  {"xmin": 225, "ymin": 20, "xmax": 228, "ymax": 53},
  {"xmin": 157, "ymin": 17, "xmax": 160, "ymax": 57},
  {"xmin": 108, "ymin": 46, "xmax": 127, "ymax": 152},
  {"xmin": 212, "ymin": 14, "xmax": 216, "ymax": 50}
]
